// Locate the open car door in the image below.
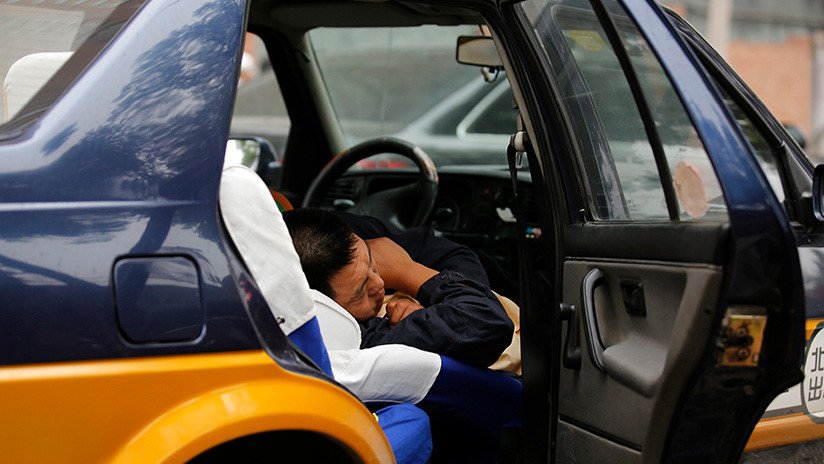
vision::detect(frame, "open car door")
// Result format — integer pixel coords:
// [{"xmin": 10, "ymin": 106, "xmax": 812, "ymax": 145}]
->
[{"xmin": 509, "ymin": 0, "xmax": 806, "ymax": 462}]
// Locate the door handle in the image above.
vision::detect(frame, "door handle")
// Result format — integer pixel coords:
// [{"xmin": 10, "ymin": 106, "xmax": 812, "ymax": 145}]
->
[
  {"xmin": 559, "ymin": 303, "xmax": 581, "ymax": 369},
  {"xmin": 581, "ymin": 268, "xmax": 607, "ymax": 372}
]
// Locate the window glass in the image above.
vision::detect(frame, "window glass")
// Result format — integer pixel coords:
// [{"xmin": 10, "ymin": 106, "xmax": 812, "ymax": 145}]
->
[
  {"xmin": 715, "ymin": 85, "xmax": 786, "ymax": 204},
  {"xmin": 619, "ymin": 25, "xmax": 727, "ymax": 221},
  {"xmin": 558, "ymin": 10, "xmax": 668, "ymax": 220},
  {"xmin": 231, "ymin": 33, "xmax": 290, "ymax": 156},
  {"xmin": 520, "ymin": 0, "xmax": 727, "ymax": 221},
  {"xmin": 0, "ymin": 0, "xmax": 139, "ymax": 133},
  {"xmin": 460, "ymin": 81, "xmax": 516, "ymax": 137},
  {"xmin": 309, "ymin": 26, "xmax": 518, "ymax": 168}
]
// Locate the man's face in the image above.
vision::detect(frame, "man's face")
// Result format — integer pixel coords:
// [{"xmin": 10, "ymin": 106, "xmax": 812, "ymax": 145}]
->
[{"xmin": 329, "ymin": 236, "xmax": 385, "ymax": 321}]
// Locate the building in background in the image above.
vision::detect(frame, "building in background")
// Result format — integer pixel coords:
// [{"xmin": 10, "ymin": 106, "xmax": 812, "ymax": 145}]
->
[{"xmin": 666, "ymin": 0, "xmax": 824, "ymax": 162}]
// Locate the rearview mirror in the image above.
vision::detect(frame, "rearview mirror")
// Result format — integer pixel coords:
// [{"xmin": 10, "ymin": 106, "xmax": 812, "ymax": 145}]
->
[{"xmin": 456, "ymin": 36, "xmax": 502, "ymax": 68}]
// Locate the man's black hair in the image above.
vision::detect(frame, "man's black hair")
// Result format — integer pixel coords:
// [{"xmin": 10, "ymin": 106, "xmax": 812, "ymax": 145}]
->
[{"xmin": 282, "ymin": 208, "xmax": 358, "ymax": 298}]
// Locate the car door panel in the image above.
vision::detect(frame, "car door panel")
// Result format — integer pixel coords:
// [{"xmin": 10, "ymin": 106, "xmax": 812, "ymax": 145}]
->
[
  {"xmin": 565, "ymin": 223, "xmax": 728, "ymax": 264},
  {"xmin": 512, "ymin": 0, "xmax": 805, "ymax": 461},
  {"xmin": 560, "ymin": 260, "xmax": 722, "ymax": 450},
  {"xmin": 661, "ymin": 15, "xmax": 824, "ymax": 454},
  {"xmin": 557, "ymin": 420, "xmax": 642, "ymax": 463}
]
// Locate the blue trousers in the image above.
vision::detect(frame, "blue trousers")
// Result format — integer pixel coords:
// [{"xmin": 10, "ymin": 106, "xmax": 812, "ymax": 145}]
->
[
  {"xmin": 375, "ymin": 403, "xmax": 432, "ymax": 464},
  {"xmin": 290, "ymin": 322, "xmax": 431, "ymax": 464},
  {"xmin": 418, "ymin": 356, "xmax": 523, "ymax": 463}
]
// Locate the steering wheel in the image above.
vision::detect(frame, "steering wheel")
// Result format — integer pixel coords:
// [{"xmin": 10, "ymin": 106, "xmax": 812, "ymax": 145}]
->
[{"xmin": 302, "ymin": 137, "xmax": 438, "ymax": 231}]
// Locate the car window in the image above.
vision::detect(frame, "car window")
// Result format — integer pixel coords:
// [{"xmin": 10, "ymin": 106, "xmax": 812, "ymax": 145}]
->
[
  {"xmin": 0, "ymin": 0, "xmax": 143, "ymax": 137},
  {"xmin": 715, "ymin": 84, "xmax": 786, "ymax": 205},
  {"xmin": 231, "ymin": 33, "xmax": 290, "ymax": 156},
  {"xmin": 458, "ymin": 81, "xmax": 516, "ymax": 137},
  {"xmin": 520, "ymin": 0, "xmax": 728, "ymax": 222},
  {"xmin": 308, "ymin": 26, "xmax": 517, "ymax": 167}
]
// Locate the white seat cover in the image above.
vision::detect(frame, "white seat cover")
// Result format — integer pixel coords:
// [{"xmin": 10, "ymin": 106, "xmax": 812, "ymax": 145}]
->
[
  {"xmin": 312, "ymin": 289, "xmax": 362, "ymax": 350},
  {"xmin": 220, "ymin": 156, "xmax": 440, "ymax": 403},
  {"xmin": 312, "ymin": 290, "xmax": 441, "ymax": 403},
  {"xmin": 219, "ymin": 165, "xmax": 315, "ymax": 335}
]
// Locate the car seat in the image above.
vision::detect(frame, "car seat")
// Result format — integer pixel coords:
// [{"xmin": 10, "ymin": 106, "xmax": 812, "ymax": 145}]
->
[{"xmin": 219, "ymin": 163, "xmax": 432, "ymax": 464}]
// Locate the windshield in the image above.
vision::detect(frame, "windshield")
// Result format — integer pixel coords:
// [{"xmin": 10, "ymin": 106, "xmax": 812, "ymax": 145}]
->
[{"xmin": 309, "ymin": 26, "xmax": 517, "ymax": 167}]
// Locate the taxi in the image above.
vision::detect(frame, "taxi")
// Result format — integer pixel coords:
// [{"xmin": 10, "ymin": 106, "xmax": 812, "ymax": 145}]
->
[{"xmin": 0, "ymin": 0, "xmax": 821, "ymax": 462}]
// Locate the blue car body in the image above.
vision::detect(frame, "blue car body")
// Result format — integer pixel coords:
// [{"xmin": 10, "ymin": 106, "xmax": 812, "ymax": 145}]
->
[{"xmin": 0, "ymin": 0, "xmax": 265, "ymax": 364}]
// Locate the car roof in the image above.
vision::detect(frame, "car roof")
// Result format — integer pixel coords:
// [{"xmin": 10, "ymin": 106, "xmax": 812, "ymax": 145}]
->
[{"xmin": 249, "ymin": 0, "xmax": 486, "ymax": 34}]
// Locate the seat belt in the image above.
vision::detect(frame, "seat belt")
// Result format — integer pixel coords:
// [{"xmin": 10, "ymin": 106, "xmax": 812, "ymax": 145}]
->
[
  {"xmin": 506, "ymin": 122, "xmax": 534, "ymax": 362},
  {"xmin": 506, "ymin": 109, "xmax": 532, "ymax": 325},
  {"xmin": 507, "ymin": 131, "xmax": 528, "ymax": 202}
]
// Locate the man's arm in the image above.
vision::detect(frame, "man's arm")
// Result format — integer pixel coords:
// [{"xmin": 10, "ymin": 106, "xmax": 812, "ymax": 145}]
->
[
  {"xmin": 393, "ymin": 227, "xmax": 490, "ymax": 287},
  {"xmin": 360, "ymin": 269, "xmax": 513, "ymax": 367},
  {"xmin": 337, "ymin": 211, "xmax": 490, "ymax": 286},
  {"xmin": 367, "ymin": 236, "xmax": 438, "ymax": 296},
  {"xmin": 363, "ymin": 237, "xmax": 513, "ymax": 367}
]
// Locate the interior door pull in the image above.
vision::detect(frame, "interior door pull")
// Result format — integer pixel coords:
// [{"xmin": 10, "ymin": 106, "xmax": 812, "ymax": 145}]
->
[
  {"xmin": 559, "ymin": 303, "xmax": 581, "ymax": 369},
  {"xmin": 582, "ymin": 268, "xmax": 607, "ymax": 372}
]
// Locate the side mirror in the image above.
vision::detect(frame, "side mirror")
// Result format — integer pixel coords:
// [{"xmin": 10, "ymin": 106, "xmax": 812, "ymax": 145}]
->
[
  {"xmin": 813, "ymin": 164, "xmax": 824, "ymax": 223},
  {"xmin": 456, "ymin": 36, "xmax": 503, "ymax": 69},
  {"xmin": 225, "ymin": 136, "xmax": 283, "ymax": 188}
]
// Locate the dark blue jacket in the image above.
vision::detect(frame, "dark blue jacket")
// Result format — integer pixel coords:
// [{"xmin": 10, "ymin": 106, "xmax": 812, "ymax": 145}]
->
[{"xmin": 339, "ymin": 213, "xmax": 514, "ymax": 367}]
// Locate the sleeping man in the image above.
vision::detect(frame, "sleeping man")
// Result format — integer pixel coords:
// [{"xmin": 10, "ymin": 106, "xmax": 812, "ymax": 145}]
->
[
  {"xmin": 219, "ymin": 164, "xmax": 435, "ymax": 464},
  {"xmin": 282, "ymin": 208, "xmax": 514, "ymax": 368},
  {"xmin": 283, "ymin": 208, "xmax": 521, "ymax": 463},
  {"xmin": 221, "ymin": 162, "xmax": 520, "ymax": 463}
]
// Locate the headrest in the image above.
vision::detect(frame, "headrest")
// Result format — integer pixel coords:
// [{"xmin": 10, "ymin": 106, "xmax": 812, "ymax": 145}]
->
[{"xmin": 3, "ymin": 52, "xmax": 73, "ymax": 123}]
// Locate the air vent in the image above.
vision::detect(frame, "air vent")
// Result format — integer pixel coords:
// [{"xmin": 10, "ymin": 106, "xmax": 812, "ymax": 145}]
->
[{"xmin": 320, "ymin": 177, "xmax": 359, "ymax": 208}]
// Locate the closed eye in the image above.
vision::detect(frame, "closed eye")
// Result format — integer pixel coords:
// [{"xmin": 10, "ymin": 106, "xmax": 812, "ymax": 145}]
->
[{"xmin": 347, "ymin": 242, "xmax": 374, "ymax": 304}]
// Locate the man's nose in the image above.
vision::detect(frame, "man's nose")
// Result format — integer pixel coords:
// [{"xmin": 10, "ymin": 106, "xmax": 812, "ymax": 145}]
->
[{"xmin": 367, "ymin": 272, "xmax": 384, "ymax": 295}]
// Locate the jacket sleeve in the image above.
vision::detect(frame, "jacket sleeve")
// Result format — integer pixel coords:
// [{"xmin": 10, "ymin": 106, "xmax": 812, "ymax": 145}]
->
[
  {"xmin": 393, "ymin": 227, "xmax": 490, "ymax": 287},
  {"xmin": 360, "ymin": 270, "xmax": 513, "ymax": 367}
]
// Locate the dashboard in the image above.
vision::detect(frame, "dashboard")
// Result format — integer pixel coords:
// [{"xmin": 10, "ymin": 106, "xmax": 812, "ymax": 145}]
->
[{"xmin": 319, "ymin": 166, "xmax": 538, "ymax": 298}]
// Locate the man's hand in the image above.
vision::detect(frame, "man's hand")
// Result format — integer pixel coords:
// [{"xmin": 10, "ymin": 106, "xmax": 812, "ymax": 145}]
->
[
  {"xmin": 385, "ymin": 298, "xmax": 424, "ymax": 325},
  {"xmin": 367, "ymin": 237, "xmax": 438, "ymax": 297}
]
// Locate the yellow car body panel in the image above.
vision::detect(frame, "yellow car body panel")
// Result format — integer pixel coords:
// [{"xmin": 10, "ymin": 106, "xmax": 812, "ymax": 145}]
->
[
  {"xmin": 744, "ymin": 318, "xmax": 824, "ymax": 451},
  {"xmin": 746, "ymin": 413, "xmax": 824, "ymax": 451},
  {"xmin": 0, "ymin": 350, "xmax": 393, "ymax": 463}
]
